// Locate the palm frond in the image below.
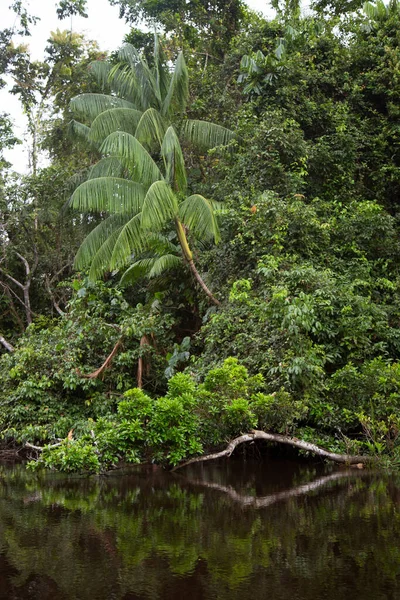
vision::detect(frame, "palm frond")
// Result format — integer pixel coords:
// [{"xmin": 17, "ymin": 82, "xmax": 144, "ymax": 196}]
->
[
  {"xmin": 107, "ymin": 63, "xmax": 141, "ymax": 107},
  {"xmin": 89, "ymin": 107, "xmax": 143, "ymax": 143},
  {"xmin": 161, "ymin": 126, "xmax": 187, "ymax": 193},
  {"xmin": 147, "ymin": 233, "xmax": 179, "ymax": 256},
  {"xmin": 118, "ymin": 44, "xmax": 160, "ymax": 108},
  {"xmin": 101, "ymin": 131, "xmax": 163, "ymax": 188},
  {"xmin": 110, "ymin": 213, "xmax": 148, "ymax": 268},
  {"xmin": 153, "ymin": 34, "xmax": 170, "ymax": 102},
  {"xmin": 88, "ymin": 157, "xmax": 124, "ymax": 180},
  {"xmin": 148, "ymin": 254, "xmax": 182, "ymax": 277},
  {"xmin": 64, "ymin": 169, "xmax": 90, "ymax": 198},
  {"xmin": 68, "ymin": 120, "xmax": 93, "ymax": 145},
  {"xmin": 181, "ymin": 119, "xmax": 235, "ymax": 151},
  {"xmin": 89, "ymin": 60, "xmax": 112, "ymax": 91},
  {"xmin": 141, "ymin": 181, "xmax": 179, "ymax": 231},
  {"xmin": 74, "ymin": 214, "xmax": 127, "ymax": 270},
  {"xmin": 70, "ymin": 93, "xmax": 136, "ymax": 122},
  {"xmin": 121, "ymin": 252, "xmax": 181, "ymax": 285},
  {"xmin": 88, "ymin": 230, "xmax": 123, "ymax": 280},
  {"xmin": 120, "ymin": 258, "xmax": 156, "ymax": 285},
  {"xmin": 179, "ymin": 194, "xmax": 220, "ymax": 242},
  {"xmin": 70, "ymin": 177, "xmax": 145, "ymax": 214},
  {"xmin": 135, "ymin": 107, "xmax": 168, "ymax": 150},
  {"xmin": 118, "ymin": 42, "xmax": 141, "ymax": 66},
  {"xmin": 162, "ymin": 52, "xmax": 189, "ymax": 117}
]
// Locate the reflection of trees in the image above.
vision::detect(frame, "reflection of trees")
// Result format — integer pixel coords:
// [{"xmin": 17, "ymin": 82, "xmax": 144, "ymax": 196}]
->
[{"xmin": 0, "ymin": 463, "xmax": 399, "ymax": 599}]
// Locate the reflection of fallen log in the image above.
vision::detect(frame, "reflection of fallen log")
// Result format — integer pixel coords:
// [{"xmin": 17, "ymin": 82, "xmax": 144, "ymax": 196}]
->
[
  {"xmin": 172, "ymin": 430, "xmax": 370, "ymax": 472},
  {"xmin": 182, "ymin": 471, "xmax": 367, "ymax": 509}
]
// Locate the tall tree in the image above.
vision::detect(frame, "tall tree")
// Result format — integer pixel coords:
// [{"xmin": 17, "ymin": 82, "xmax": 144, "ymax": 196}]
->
[
  {"xmin": 108, "ymin": 0, "xmax": 245, "ymax": 58},
  {"xmin": 69, "ymin": 39, "xmax": 235, "ymax": 304}
]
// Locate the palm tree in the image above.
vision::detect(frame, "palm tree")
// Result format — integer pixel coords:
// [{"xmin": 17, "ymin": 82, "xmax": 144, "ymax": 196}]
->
[
  {"xmin": 71, "ymin": 125, "xmax": 222, "ymax": 304},
  {"xmin": 69, "ymin": 37, "xmax": 235, "ymax": 305}
]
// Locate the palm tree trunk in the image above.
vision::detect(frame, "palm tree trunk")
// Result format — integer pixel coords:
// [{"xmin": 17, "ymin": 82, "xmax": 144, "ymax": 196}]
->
[
  {"xmin": 175, "ymin": 219, "xmax": 220, "ymax": 306},
  {"xmin": 187, "ymin": 259, "xmax": 221, "ymax": 306}
]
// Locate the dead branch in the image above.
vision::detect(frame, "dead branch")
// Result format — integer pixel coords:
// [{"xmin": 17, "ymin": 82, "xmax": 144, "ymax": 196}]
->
[
  {"xmin": 25, "ymin": 441, "xmax": 62, "ymax": 452},
  {"xmin": 0, "ymin": 335, "xmax": 14, "ymax": 352},
  {"xmin": 172, "ymin": 430, "xmax": 370, "ymax": 472}
]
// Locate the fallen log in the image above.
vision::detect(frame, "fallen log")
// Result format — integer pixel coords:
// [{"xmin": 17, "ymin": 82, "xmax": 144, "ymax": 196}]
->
[{"xmin": 172, "ymin": 430, "xmax": 370, "ymax": 472}]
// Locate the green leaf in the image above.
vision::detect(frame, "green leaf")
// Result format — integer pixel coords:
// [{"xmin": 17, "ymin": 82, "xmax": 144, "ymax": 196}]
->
[
  {"xmin": 74, "ymin": 214, "xmax": 127, "ymax": 271},
  {"xmin": 148, "ymin": 254, "xmax": 182, "ymax": 277},
  {"xmin": 87, "ymin": 157, "xmax": 124, "ymax": 180},
  {"xmin": 135, "ymin": 107, "xmax": 168, "ymax": 150},
  {"xmin": 110, "ymin": 213, "xmax": 147, "ymax": 268},
  {"xmin": 141, "ymin": 181, "xmax": 179, "ymax": 231},
  {"xmin": 181, "ymin": 119, "xmax": 235, "ymax": 151},
  {"xmin": 68, "ymin": 120, "xmax": 93, "ymax": 145},
  {"xmin": 89, "ymin": 108, "xmax": 143, "ymax": 143},
  {"xmin": 70, "ymin": 177, "xmax": 145, "ymax": 214},
  {"xmin": 162, "ymin": 52, "xmax": 188, "ymax": 117},
  {"xmin": 120, "ymin": 258, "xmax": 157, "ymax": 285},
  {"xmin": 161, "ymin": 126, "xmax": 187, "ymax": 193},
  {"xmin": 179, "ymin": 194, "xmax": 220, "ymax": 242},
  {"xmin": 70, "ymin": 93, "xmax": 136, "ymax": 121},
  {"xmin": 88, "ymin": 60, "xmax": 112, "ymax": 91},
  {"xmin": 88, "ymin": 226, "xmax": 125, "ymax": 280},
  {"xmin": 100, "ymin": 131, "xmax": 162, "ymax": 188}
]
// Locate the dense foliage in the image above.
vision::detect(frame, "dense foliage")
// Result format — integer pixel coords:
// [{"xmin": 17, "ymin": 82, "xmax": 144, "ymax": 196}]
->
[{"xmin": 2, "ymin": 0, "xmax": 400, "ymax": 471}]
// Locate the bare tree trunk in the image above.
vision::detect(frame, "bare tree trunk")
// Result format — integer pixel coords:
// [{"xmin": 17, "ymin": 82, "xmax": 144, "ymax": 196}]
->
[
  {"xmin": 172, "ymin": 430, "xmax": 370, "ymax": 471},
  {"xmin": 0, "ymin": 283, "xmax": 25, "ymax": 332},
  {"xmin": 0, "ymin": 251, "xmax": 38, "ymax": 326}
]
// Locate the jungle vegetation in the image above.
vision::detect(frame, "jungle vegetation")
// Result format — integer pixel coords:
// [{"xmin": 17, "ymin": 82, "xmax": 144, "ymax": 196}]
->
[{"xmin": 1, "ymin": 0, "xmax": 400, "ymax": 472}]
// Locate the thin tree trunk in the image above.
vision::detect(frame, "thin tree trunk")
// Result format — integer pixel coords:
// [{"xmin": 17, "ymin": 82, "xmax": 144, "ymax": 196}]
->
[
  {"xmin": 175, "ymin": 218, "xmax": 221, "ymax": 306},
  {"xmin": 1, "ymin": 284, "xmax": 25, "ymax": 331},
  {"xmin": 188, "ymin": 259, "xmax": 221, "ymax": 306},
  {"xmin": 80, "ymin": 338, "xmax": 122, "ymax": 379},
  {"xmin": 137, "ymin": 335, "xmax": 150, "ymax": 389},
  {"xmin": 172, "ymin": 430, "xmax": 370, "ymax": 471}
]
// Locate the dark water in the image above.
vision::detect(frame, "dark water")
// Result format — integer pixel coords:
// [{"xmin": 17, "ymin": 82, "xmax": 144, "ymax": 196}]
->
[{"xmin": 0, "ymin": 457, "xmax": 399, "ymax": 600}]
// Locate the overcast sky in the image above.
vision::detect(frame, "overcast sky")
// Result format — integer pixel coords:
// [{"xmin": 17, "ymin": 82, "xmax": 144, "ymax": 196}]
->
[{"xmin": 1, "ymin": 0, "xmax": 272, "ymax": 172}]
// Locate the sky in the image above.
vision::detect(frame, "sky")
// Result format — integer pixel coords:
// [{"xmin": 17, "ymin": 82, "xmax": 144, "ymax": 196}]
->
[{"xmin": 1, "ymin": 0, "xmax": 272, "ymax": 172}]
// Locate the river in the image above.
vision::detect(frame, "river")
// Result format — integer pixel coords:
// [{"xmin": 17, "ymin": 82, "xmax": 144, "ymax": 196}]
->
[{"xmin": 0, "ymin": 456, "xmax": 399, "ymax": 599}]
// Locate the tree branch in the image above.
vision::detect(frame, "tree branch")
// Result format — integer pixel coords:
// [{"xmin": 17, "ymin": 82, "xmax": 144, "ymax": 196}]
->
[
  {"xmin": 78, "ymin": 338, "xmax": 123, "ymax": 379},
  {"xmin": 45, "ymin": 275, "xmax": 65, "ymax": 316},
  {"xmin": 172, "ymin": 430, "xmax": 370, "ymax": 471},
  {"xmin": 25, "ymin": 441, "xmax": 62, "ymax": 452},
  {"xmin": 0, "ymin": 335, "xmax": 15, "ymax": 352}
]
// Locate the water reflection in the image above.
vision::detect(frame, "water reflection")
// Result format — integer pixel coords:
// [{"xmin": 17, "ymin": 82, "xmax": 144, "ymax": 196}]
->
[{"xmin": 0, "ymin": 458, "xmax": 399, "ymax": 600}]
